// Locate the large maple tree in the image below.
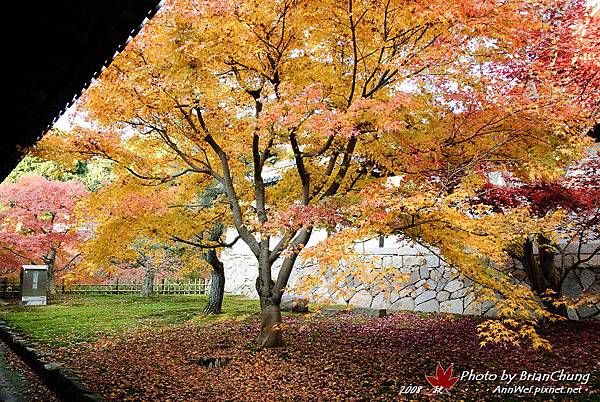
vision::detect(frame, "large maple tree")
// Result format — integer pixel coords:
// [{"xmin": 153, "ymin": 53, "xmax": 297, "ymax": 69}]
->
[{"xmin": 38, "ymin": 0, "xmax": 594, "ymax": 347}]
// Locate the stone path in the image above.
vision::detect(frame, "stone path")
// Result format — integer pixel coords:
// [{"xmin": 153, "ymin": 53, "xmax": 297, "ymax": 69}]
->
[{"xmin": 0, "ymin": 345, "xmax": 26, "ymax": 402}]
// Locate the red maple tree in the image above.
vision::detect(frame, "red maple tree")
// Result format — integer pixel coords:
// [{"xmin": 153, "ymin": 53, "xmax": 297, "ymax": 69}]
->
[
  {"xmin": 534, "ymin": 0, "xmax": 600, "ymax": 114},
  {"xmin": 479, "ymin": 151, "xmax": 600, "ymax": 316},
  {"xmin": 0, "ymin": 175, "xmax": 88, "ymax": 293}
]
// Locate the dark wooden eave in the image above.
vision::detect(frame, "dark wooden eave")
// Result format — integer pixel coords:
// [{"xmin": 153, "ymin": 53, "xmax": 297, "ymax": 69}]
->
[{"xmin": 0, "ymin": 1, "xmax": 162, "ymax": 180}]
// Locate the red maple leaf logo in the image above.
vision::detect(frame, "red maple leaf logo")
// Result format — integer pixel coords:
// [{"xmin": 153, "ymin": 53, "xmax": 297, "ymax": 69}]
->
[{"xmin": 426, "ymin": 363, "xmax": 459, "ymax": 393}]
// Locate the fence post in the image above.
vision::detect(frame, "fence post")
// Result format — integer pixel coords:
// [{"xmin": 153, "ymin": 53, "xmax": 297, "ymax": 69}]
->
[
  {"xmin": 116, "ymin": 278, "xmax": 120, "ymax": 294},
  {"xmin": 61, "ymin": 279, "xmax": 65, "ymax": 293}
]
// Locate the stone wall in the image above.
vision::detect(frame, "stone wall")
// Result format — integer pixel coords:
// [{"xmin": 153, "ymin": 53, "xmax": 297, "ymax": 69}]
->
[
  {"xmin": 221, "ymin": 230, "xmax": 487, "ymax": 316},
  {"xmin": 315, "ymin": 247, "xmax": 490, "ymax": 316},
  {"xmin": 221, "ymin": 230, "xmax": 599, "ymax": 318},
  {"xmin": 508, "ymin": 241, "xmax": 600, "ymax": 320},
  {"xmin": 562, "ymin": 267, "xmax": 600, "ymax": 319}
]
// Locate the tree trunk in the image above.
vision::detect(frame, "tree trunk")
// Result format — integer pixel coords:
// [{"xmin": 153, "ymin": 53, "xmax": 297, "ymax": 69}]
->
[
  {"xmin": 204, "ymin": 258, "xmax": 225, "ymax": 314},
  {"xmin": 202, "ymin": 223, "xmax": 226, "ymax": 314},
  {"xmin": 255, "ymin": 257, "xmax": 284, "ymax": 348},
  {"xmin": 253, "ymin": 228, "xmax": 312, "ymax": 348},
  {"xmin": 47, "ymin": 265, "xmax": 56, "ymax": 296},
  {"xmin": 258, "ymin": 304, "xmax": 283, "ymax": 348},
  {"xmin": 520, "ymin": 237, "xmax": 566, "ymax": 317},
  {"xmin": 46, "ymin": 248, "xmax": 57, "ymax": 296},
  {"xmin": 521, "ymin": 239, "xmax": 547, "ymax": 294},
  {"xmin": 538, "ymin": 235, "xmax": 560, "ymax": 291},
  {"xmin": 141, "ymin": 264, "xmax": 155, "ymax": 297}
]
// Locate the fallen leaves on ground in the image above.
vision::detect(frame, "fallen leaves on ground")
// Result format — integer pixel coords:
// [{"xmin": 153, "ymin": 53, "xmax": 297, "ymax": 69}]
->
[{"xmin": 49, "ymin": 312, "xmax": 599, "ymax": 401}]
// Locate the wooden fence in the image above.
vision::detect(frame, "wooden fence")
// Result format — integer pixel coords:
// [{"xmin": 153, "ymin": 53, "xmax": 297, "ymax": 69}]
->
[
  {"xmin": 61, "ymin": 278, "xmax": 208, "ymax": 295},
  {"xmin": 0, "ymin": 278, "xmax": 209, "ymax": 297},
  {"xmin": 0, "ymin": 278, "xmax": 20, "ymax": 298},
  {"xmin": 59, "ymin": 278, "xmax": 208, "ymax": 295}
]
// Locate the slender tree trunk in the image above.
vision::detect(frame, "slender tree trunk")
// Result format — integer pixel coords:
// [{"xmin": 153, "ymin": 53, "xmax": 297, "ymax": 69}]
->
[
  {"xmin": 538, "ymin": 235, "xmax": 570, "ymax": 318},
  {"xmin": 47, "ymin": 265, "xmax": 56, "ymax": 296},
  {"xmin": 202, "ymin": 223, "xmax": 226, "ymax": 314},
  {"xmin": 521, "ymin": 239, "xmax": 547, "ymax": 294},
  {"xmin": 538, "ymin": 235, "xmax": 560, "ymax": 291},
  {"xmin": 204, "ymin": 256, "xmax": 225, "ymax": 314},
  {"xmin": 141, "ymin": 264, "xmax": 155, "ymax": 297},
  {"xmin": 46, "ymin": 249, "xmax": 57, "ymax": 296},
  {"xmin": 519, "ymin": 237, "xmax": 566, "ymax": 317}
]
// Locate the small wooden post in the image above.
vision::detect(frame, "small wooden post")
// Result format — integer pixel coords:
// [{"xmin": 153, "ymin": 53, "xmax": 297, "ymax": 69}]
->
[{"xmin": 115, "ymin": 278, "xmax": 120, "ymax": 294}]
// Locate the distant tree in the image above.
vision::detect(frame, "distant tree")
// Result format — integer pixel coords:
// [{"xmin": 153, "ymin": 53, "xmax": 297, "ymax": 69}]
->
[
  {"xmin": 103, "ymin": 240, "xmax": 185, "ymax": 298},
  {"xmin": 8, "ymin": 155, "xmax": 114, "ymax": 191},
  {"xmin": 76, "ymin": 177, "xmax": 231, "ymax": 308},
  {"xmin": 0, "ymin": 176, "xmax": 88, "ymax": 293}
]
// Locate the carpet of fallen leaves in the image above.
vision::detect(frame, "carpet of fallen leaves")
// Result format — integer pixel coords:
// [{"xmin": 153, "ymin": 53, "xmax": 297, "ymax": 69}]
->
[{"xmin": 49, "ymin": 312, "xmax": 599, "ymax": 401}]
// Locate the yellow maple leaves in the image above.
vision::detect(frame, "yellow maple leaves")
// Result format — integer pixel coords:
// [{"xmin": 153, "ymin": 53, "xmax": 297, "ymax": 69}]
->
[{"xmin": 31, "ymin": 0, "xmax": 597, "ymax": 347}]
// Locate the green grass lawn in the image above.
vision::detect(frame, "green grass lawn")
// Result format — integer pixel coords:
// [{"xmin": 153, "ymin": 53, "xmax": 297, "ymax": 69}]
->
[{"xmin": 0, "ymin": 294, "xmax": 259, "ymax": 348}]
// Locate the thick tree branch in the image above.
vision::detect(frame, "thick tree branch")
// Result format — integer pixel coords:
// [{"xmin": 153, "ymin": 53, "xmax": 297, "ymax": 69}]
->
[
  {"xmin": 573, "ymin": 242, "xmax": 600, "ymax": 269},
  {"xmin": 289, "ymin": 132, "xmax": 310, "ymax": 205},
  {"xmin": 272, "ymin": 226, "xmax": 313, "ymax": 297},
  {"xmin": 269, "ymin": 229, "xmax": 296, "ymax": 264},
  {"xmin": 56, "ymin": 253, "xmax": 82, "ymax": 272},
  {"xmin": 320, "ymin": 136, "xmax": 358, "ymax": 199},
  {"xmin": 347, "ymin": 0, "xmax": 359, "ymax": 107},
  {"xmin": 253, "ymin": 133, "xmax": 268, "ymax": 224},
  {"xmin": 171, "ymin": 235, "xmax": 241, "ymax": 249},
  {"xmin": 302, "ymin": 135, "xmax": 334, "ymax": 158},
  {"xmin": 2, "ymin": 246, "xmax": 35, "ymax": 265},
  {"xmin": 201, "ymin": 126, "xmax": 260, "ymax": 256}
]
